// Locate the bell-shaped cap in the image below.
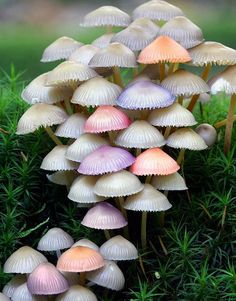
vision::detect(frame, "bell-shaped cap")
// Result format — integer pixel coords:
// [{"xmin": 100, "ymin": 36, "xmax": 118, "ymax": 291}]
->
[
  {"xmin": 81, "ymin": 6, "xmax": 131, "ymax": 27},
  {"xmin": 47, "ymin": 171, "xmax": 77, "ymax": 186},
  {"xmin": 11, "ymin": 283, "xmax": 47, "ymax": 301},
  {"xmin": 159, "ymin": 16, "xmax": 204, "ymax": 49},
  {"xmin": 68, "ymin": 176, "xmax": 105, "ymax": 204},
  {"xmin": 116, "ymin": 80, "xmax": 175, "ymax": 110},
  {"xmin": 78, "ymin": 146, "xmax": 135, "ymax": 175},
  {"xmin": 132, "ymin": 0, "xmax": 184, "ymax": 21},
  {"xmin": 27, "ymin": 263, "xmax": 69, "ymax": 295},
  {"xmin": 148, "ymin": 103, "xmax": 197, "ymax": 127},
  {"xmin": 151, "ymin": 172, "xmax": 188, "ymax": 190},
  {"xmin": 57, "ymin": 246, "xmax": 104, "ymax": 273},
  {"xmin": 41, "ymin": 36, "xmax": 83, "ymax": 62},
  {"xmin": 81, "ymin": 202, "xmax": 127, "ymax": 230},
  {"xmin": 16, "ymin": 104, "xmax": 67, "ymax": 135},
  {"xmin": 55, "ymin": 113, "xmax": 86, "ymax": 138},
  {"xmin": 72, "ymin": 239, "xmax": 99, "ymax": 251},
  {"xmin": 195, "ymin": 123, "xmax": 217, "ymax": 147},
  {"xmin": 166, "ymin": 128, "xmax": 208, "ymax": 150},
  {"xmin": 89, "ymin": 43, "xmax": 137, "ymax": 68},
  {"xmin": 72, "ymin": 77, "xmax": 122, "ymax": 107},
  {"xmin": 92, "ymin": 33, "xmax": 115, "ymax": 48},
  {"xmin": 69, "ymin": 45, "xmax": 99, "ymax": 65},
  {"xmin": 3, "ymin": 275, "xmax": 26, "ymax": 299},
  {"xmin": 37, "ymin": 228, "xmax": 74, "ymax": 252},
  {"xmin": 100, "ymin": 235, "xmax": 138, "ymax": 261},
  {"xmin": 129, "ymin": 18, "xmax": 160, "ymax": 35},
  {"xmin": 138, "ymin": 36, "xmax": 191, "ymax": 64},
  {"xmin": 0, "ymin": 293, "xmax": 10, "ymax": 301},
  {"xmin": 130, "ymin": 148, "xmax": 179, "ymax": 176},
  {"xmin": 86, "ymin": 260, "xmax": 125, "ymax": 291},
  {"xmin": 189, "ymin": 41, "xmax": 236, "ymax": 66},
  {"xmin": 55, "ymin": 285, "xmax": 98, "ymax": 301},
  {"xmin": 85, "ymin": 106, "xmax": 131, "ymax": 133},
  {"xmin": 161, "ymin": 69, "xmax": 209, "ymax": 97},
  {"xmin": 40, "ymin": 146, "xmax": 79, "ymax": 171},
  {"xmin": 94, "ymin": 170, "xmax": 143, "ymax": 197},
  {"xmin": 4, "ymin": 246, "xmax": 48, "ymax": 274},
  {"xmin": 46, "ymin": 61, "xmax": 98, "ymax": 86},
  {"xmin": 115, "ymin": 120, "xmax": 165, "ymax": 148}
]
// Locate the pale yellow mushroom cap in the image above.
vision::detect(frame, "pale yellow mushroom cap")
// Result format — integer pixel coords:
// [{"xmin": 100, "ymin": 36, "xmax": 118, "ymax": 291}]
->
[
  {"xmin": 69, "ymin": 45, "xmax": 100, "ymax": 65},
  {"xmin": 46, "ymin": 171, "xmax": 77, "ymax": 186},
  {"xmin": 55, "ymin": 113, "xmax": 86, "ymax": 138},
  {"xmin": 151, "ymin": 172, "xmax": 188, "ymax": 190},
  {"xmin": 55, "ymin": 285, "xmax": 98, "ymax": 301}
]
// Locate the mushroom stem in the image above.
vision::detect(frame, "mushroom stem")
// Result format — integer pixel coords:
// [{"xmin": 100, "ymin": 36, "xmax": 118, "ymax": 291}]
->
[
  {"xmin": 45, "ymin": 127, "xmax": 63, "ymax": 145},
  {"xmin": 145, "ymin": 175, "xmax": 152, "ymax": 183},
  {"xmin": 159, "ymin": 212, "xmax": 165, "ymax": 227},
  {"xmin": 177, "ymin": 149, "xmax": 185, "ymax": 165},
  {"xmin": 133, "ymin": 67, "xmax": 139, "ymax": 78},
  {"xmin": 113, "ymin": 67, "xmax": 123, "ymax": 87},
  {"xmin": 79, "ymin": 272, "xmax": 86, "ymax": 286},
  {"xmin": 201, "ymin": 63, "xmax": 212, "ymax": 81},
  {"xmin": 106, "ymin": 25, "xmax": 113, "ymax": 34},
  {"xmin": 215, "ymin": 115, "xmax": 236, "ymax": 128},
  {"xmin": 187, "ymin": 94, "xmax": 200, "ymax": 112},
  {"xmin": 141, "ymin": 212, "xmax": 147, "ymax": 249},
  {"xmin": 136, "ymin": 148, "xmax": 142, "ymax": 156},
  {"xmin": 56, "ymin": 249, "xmax": 61, "ymax": 258},
  {"xmin": 104, "ymin": 230, "xmax": 111, "ymax": 240},
  {"xmin": 64, "ymin": 99, "xmax": 74, "ymax": 115},
  {"xmin": 168, "ymin": 62, "xmax": 179, "ymax": 75},
  {"xmin": 118, "ymin": 197, "xmax": 129, "ymax": 239},
  {"xmin": 224, "ymin": 94, "xmax": 236, "ymax": 154},
  {"xmin": 164, "ymin": 127, "xmax": 171, "ymax": 138},
  {"xmin": 178, "ymin": 96, "xmax": 184, "ymax": 105},
  {"xmin": 159, "ymin": 62, "xmax": 165, "ymax": 81}
]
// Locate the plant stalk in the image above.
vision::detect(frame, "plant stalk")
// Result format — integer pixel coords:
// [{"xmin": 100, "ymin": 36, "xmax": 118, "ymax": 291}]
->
[
  {"xmin": 177, "ymin": 149, "xmax": 185, "ymax": 165},
  {"xmin": 215, "ymin": 115, "xmax": 236, "ymax": 128},
  {"xmin": 113, "ymin": 66, "xmax": 123, "ymax": 87},
  {"xmin": 224, "ymin": 94, "xmax": 236, "ymax": 154},
  {"xmin": 45, "ymin": 127, "xmax": 63, "ymax": 145},
  {"xmin": 64, "ymin": 99, "xmax": 73, "ymax": 115},
  {"xmin": 141, "ymin": 211, "xmax": 147, "ymax": 249}
]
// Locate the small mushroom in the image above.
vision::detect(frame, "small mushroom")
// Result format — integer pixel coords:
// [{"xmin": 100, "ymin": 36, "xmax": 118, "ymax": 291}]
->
[
  {"xmin": 151, "ymin": 172, "xmax": 188, "ymax": 191},
  {"xmin": 69, "ymin": 45, "xmax": 99, "ymax": 65},
  {"xmin": 0, "ymin": 293, "xmax": 10, "ymax": 301},
  {"xmin": 46, "ymin": 171, "xmax": 77, "ymax": 187},
  {"xmin": 11, "ymin": 283, "xmax": 47, "ymax": 301},
  {"xmin": 92, "ymin": 33, "xmax": 115, "ymax": 48},
  {"xmin": 55, "ymin": 285, "xmax": 98, "ymax": 301},
  {"xmin": 3, "ymin": 275, "xmax": 26, "ymax": 299},
  {"xmin": 72, "ymin": 239, "xmax": 99, "ymax": 251},
  {"xmin": 195, "ymin": 124, "xmax": 217, "ymax": 147},
  {"xmin": 55, "ymin": 113, "xmax": 86, "ymax": 138}
]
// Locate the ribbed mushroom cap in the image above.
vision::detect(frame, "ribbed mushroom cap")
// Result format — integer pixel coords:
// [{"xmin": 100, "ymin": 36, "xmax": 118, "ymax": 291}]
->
[
  {"xmin": 116, "ymin": 80, "xmax": 175, "ymax": 110},
  {"xmin": 71, "ymin": 77, "xmax": 122, "ymax": 107},
  {"xmin": 40, "ymin": 146, "xmax": 79, "ymax": 171},
  {"xmin": 72, "ymin": 239, "xmax": 99, "ymax": 251},
  {"xmin": 41, "ymin": 37, "xmax": 83, "ymax": 63},
  {"xmin": 46, "ymin": 61, "xmax": 98, "ymax": 86},
  {"xmin": 57, "ymin": 246, "xmax": 104, "ymax": 273},
  {"xmin": 27, "ymin": 263, "xmax": 69, "ymax": 295},
  {"xmin": 68, "ymin": 176, "xmax": 105, "ymax": 204},
  {"xmin": 92, "ymin": 33, "xmax": 115, "ymax": 48},
  {"xmin": 151, "ymin": 172, "xmax": 188, "ymax": 190},
  {"xmin": 100, "ymin": 235, "xmax": 138, "ymax": 261},
  {"xmin": 0, "ymin": 293, "xmax": 10, "ymax": 301},
  {"xmin": 115, "ymin": 120, "xmax": 166, "ymax": 148},
  {"xmin": 195, "ymin": 123, "xmax": 217, "ymax": 147},
  {"xmin": 81, "ymin": 202, "xmax": 127, "ymax": 230},
  {"xmin": 89, "ymin": 43, "xmax": 137, "ymax": 68},
  {"xmin": 167, "ymin": 128, "xmax": 208, "ymax": 150},
  {"xmin": 138, "ymin": 36, "xmax": 191, "ymax": 64},
  {"xmin": 94, "ymin": 170, "xmax": 143, "ymax": 197},
  {"xmin": 55, "ymin": 285, "xmax": 98, "ymax": 301},
  {"xmin": 129, "ymin": 18, "xmax": 160, "ymax": 35},
  {"xmin": 189, "ymin": 42, "xmax": 236, "ymax": 66},
  {"xmin": 69, "ymin": 45, "xmax": 99, "ymax": 65},
  {"xmin": 161, "ymin": 69, "xmax": 210, "ymax": 97},
  {"xmin": 132, "ymin": 0, "xmax": 184, "ymax": 21},
  {"xmin": 81, "ymin": 6, "xmax": 131, "ymax": 27},
  {"xmin": 124, "ymin": 184, "xmax": 172, "ymax": 212},
  {"xmin": 37, "ymin": 228, "xmax": 74, "ymax": 252},
  {"xmin": 46, "ymin": 171, "xmax": 77, "ymax": 186},
  {"xmin": 85, "ymin": 106, "xmax": 131, "ymax": 133},
  {"xmin": 55, "ymin": 113, "xmax": 86, "ymax": 138},
  {"xmin": 4, "ymin": 246, "xmax": 48, "ymax": 274},
  {"xmin": 78, "ymin": 146, "xmax": 135, "ymax": 175},
  {"xmin": 148, "ymin": 103, "xmax": 197, "ymax": 127},
  {"xmin": 66, "ymin": 134, "xmax": 109, "ymax": 163},
  {"xmin": 3, "ymin": 275, "xmax": 26, "ymax": 299},
  {"xmin": 130, "ymin": 148, "xmax": 179, "ymax": 176},
  {"xmin": 159, "ymin": 16, "xmax": 204, "ymax": 49},
  {"xmin": 21, "ymin": 73, "xmax": 73, "ymax": 105},
  {"xmin": 11, "ymin": 283, "xmax": 47, "ymax": 301},
  {"xmin": 16, "ymin": 104, "xmax": 68, "ymax": 135},
  {"xmin": 86, "ymin": 260, "xmax": 125, "ymax": 291}
]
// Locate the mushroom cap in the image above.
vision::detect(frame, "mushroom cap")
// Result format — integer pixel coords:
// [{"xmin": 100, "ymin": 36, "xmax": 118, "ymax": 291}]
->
[
  {"xmin": 130, "ymin": 147, "xmax": 180, "ymax": 176},
  {"xmin": 72, "ymin": 239, "xmax": 99, "ymax": 251},
  {"xmin": 115, "ymin": 120, "xmax": 166, "ymax": 148},
  {"xmin": 11, "ymin": 283, "xmax": 47, "ymax": 301},
  {"xmin": 71, "ymin": 77, "xmax": 122, "ymax": 107},
  {"xmin": 69, "ymin": 45, "xmax": 100, "ymax": 65},
  {"xmin": 89, "ymin": 43, "xmax": 137, "ymax": 68},
  {"xmin": 0, "ymin": 293, "xmax": 10, "ymax": 301},
  {"xmin": 148, "ymin": 103, "xmax": 197, "ymax": 127},
  {"xmin": 3, "ymin": 275, "xmax": 26, "ymax": 299},
  {"xmin": 68, "ymin": 176, "xmax": 105, "ymax": 204},
  {"xmin": 94, "ymin": 170, "xmax": 143, "ymax": 198},
  {"xmin": 81, "ymin": 202, "xmax": 127, "ymax": 230},
  {"xmin": 100, "ymin": 235, "xmax": 138, "ymax": 261},
  {"xmin": 198, "ymin": 93, "xmax": 211, "ymax": 104},
  {"xmin": 4, "ymin": 246, "xmax": 48, "ymax": 274},
  {"xmin": 189, "ymin": 41, "xmax": 236, "ymax": 66},
  {"xmin": 78, "ymin": 145, "xmax": 135, "ymax": 175},
  {"xmin": 55, "ymin": 285, "xmax": 98, "ymax": 301},
  {"xmin": 27, "ymin": 263, "xmax": 69, "ymax": 295},
  {"xmin": 92, "ymin": 33, "xmax": 115, "ymax": 48},
  {"xmin": 161, "ymin": 69, "xmax": 210, "ymax": 97},
  {"xmin": 46, "ymin": 61, "xmax": 98, "ymax": 86},
  {"xmin": 195, "ymin": 123, "xmax": 217, "ymax": 147},
  {"xmin": 151, "ymin": 172, "xmax": 188, "ymax": 190},
  {"xmin": 86, "ymin": 260, "xmax": 125, "ymax": 291},
  {"xmin": 40, "ymin": 145, "xmax": 79, "ymax": 171},
  {"xmin": 55, "ymin": 113, "xmax": 86, "ymax": 138},
  {"xmin": 129, "ymin": 18, "xmax": 160, "ymax": 35},
  {"xmin": 46, "ymin": 170, "xmax": 77, "ymax": 186},
  {"xmin": 37, "ymin": 228, "xmax": 74, "ymax": 252},
  {"xmin": 81, "ymin": 6, "xmax": 131, "ymax": 27},
  {"xmin": 84, "ymin": 106, "xmax": 131, "ymax": 133},
  {"xmin": 159, "ymin": 16, "xmax": 204, "ymax": 49},
  {"xmin": 21, "ymin": 73, "xmax": 73, "ymax": 105},
  {"xmin": 16, "ymin": 104, "xmax": 68, "ymax": 135},
  {"xmin": 166, "ymin": 128, "xmax": 208, "ymax": 150},
  {"xmin": 124, "ymin": 183, "xmax": 172, "ymax": 212},
  {"xmin": 56, "ymin": 246, "xmax": 104, "ymax": 273},
  {"xmin": 116, "ymin": 80, "xmax": 175, "ymax": 110},
  {"xmin": 41, "ymin": 36, "xmax": 83, "ymax": 63},
  {"xmin": 138, "ymin": 36, "xmax": 191, "ymax": 64}
]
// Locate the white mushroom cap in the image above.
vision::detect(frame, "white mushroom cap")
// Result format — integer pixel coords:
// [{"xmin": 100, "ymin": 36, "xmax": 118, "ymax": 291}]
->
[
  {"xmin": 46, "ymin": 171, "xmax": 77, "ymax": 186},
  {"xmin": 92, "ymin": 33, "xmax": 115, "ymax": 48},
  {"xmin": 72, "ymin": 239, "xmax": 99, "ymax": 251},
  {"xmin": 151, "ymin": 172, "xmax": 188, "ymax": 191},
  {"xmin": 3, "ymin": 275, "xmax": 26, "ymax": 299},
  {"xmin": 69, "ymin": 45, "xmax": 100, "ymax": 65},
  {"xmin": 11, "ymin": 283, "xmax": 47, "ymax": 301},
  {"xmin": 129, "ymin": 18, "xmax": 160, "ymax": 35},
  {"xmin": 0, "ymin": 293, "xmax": 10, "ymax": 301},
  {"xmin": 195, "ymin": 123, "xmax": 217, "ymax": 147},
  {"xmin": 55, "ymin": 113, "xmax": 86, "ymax": 138},
  {"xmin": 55, "ymin": 285, "xmax": 98, "ymax": 301}
]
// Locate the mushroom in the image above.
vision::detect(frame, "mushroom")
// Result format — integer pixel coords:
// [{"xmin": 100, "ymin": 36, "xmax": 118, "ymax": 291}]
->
[
  {"xmin": 151, "ymin": 172, "xmax": 188, "ymax": 191},
  {"xmin": 55, "ymin": 285, "xmax": 98, "ymax": 301},
  {"xmin": 195, "ymin": 123, "xmax": 217, "ymax": 147},
  {"xmin": 72, "ymin": 239, "xmax": 99, "ymax": 251},
  {"xmin": 46, "ymin": 171, "xmax": 77, "ymax": 187},
  {"xmin": 55, "ymin": 113, "xmax": 86, "ymax": 138},
  {"xmin": 0, "ymin": 293, "xmax": 10, "ymax": 301},
  {"xmin": 69, "ymin": 45, "xmax": 99, "ymax": 65},
  {"xmin": 3, "ymin": 275, "xmax": 26, "ymax": 299},
  {"xmin": 92, "ymin": 33, "xmax": 115, "ymax": 48},
  {"xmin": 128, "ymin": 18, "xmax": 160, "ymax": 35},
  {"xmin": 11, "ymin": 283, "xmax": 47, "ymax": 301}
]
